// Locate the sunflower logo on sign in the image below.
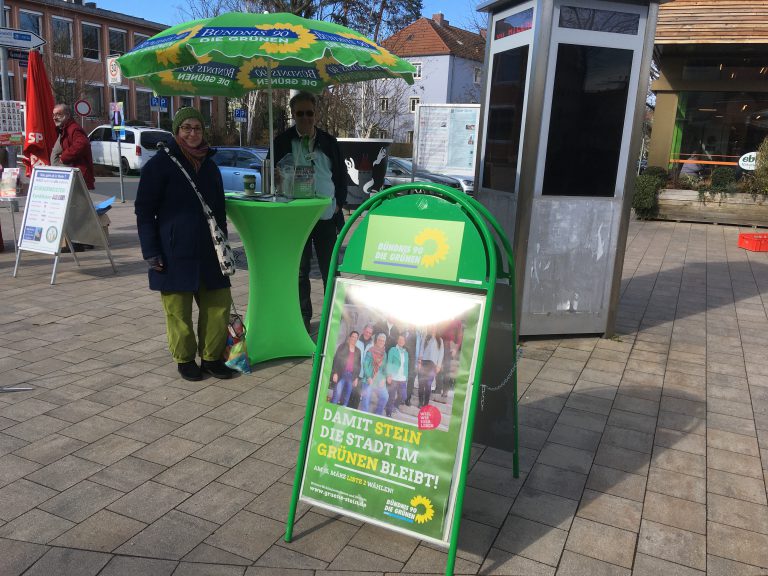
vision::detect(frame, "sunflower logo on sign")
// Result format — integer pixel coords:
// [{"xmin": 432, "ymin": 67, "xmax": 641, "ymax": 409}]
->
[
  {"xmin": 415, "ymin": 228, "xmax": 449, "ymax": 268},
  {"xmin": 410, "ymin": 495, "xmax": 434, "ymax": 524}
]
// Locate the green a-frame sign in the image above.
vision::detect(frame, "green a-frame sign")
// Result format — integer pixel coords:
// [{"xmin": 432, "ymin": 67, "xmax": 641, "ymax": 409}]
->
[{"xmin": 286, "ymin": 184, "xmax": 520, "ymax": 575}]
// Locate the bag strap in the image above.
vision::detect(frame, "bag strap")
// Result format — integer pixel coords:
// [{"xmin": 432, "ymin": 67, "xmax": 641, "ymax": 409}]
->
[{"xmin": 158, "ymin": 142, "xmax": 216, "ymax": 217}]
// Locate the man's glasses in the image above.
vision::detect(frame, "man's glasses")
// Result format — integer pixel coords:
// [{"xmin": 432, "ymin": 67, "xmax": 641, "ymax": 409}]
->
[
  {"xmin": 294, "ymin": 110, "xmax": 314, "ymax": 118},
  {"xmin": 52, "ymin": 112, "xmax": 66, "ymax": 118},
  {"xmin": 179, "ymin": 125, "xmax": 203, "ymax": 133}
]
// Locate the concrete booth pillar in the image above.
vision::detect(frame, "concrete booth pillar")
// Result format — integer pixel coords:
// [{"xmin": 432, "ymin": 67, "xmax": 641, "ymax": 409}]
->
[{"xmin": 475, "ymin": 0, "xmax": 664, "ymax": 336}]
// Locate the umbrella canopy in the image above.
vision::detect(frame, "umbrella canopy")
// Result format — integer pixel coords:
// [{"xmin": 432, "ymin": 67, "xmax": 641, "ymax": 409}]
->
[
  {"xmin": 116, "ymin": 12, "xmax": 416, "ymax": 94},
  {"xmin": 23, "ymin": 50, "xmax": 57, "ymax": 176},
  {"xmin": 117, "ymin": 12, "xmax": 416, "ymax": 194}
]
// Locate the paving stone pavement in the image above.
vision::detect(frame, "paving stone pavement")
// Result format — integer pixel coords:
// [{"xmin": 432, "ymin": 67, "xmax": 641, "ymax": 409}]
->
[{"xmin": 3, "ymin": 194, "xmax": 768, "ymax": 574}]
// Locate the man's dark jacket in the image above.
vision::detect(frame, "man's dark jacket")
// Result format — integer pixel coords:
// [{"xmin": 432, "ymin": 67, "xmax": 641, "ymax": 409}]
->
[
  {"xmin": 134, "ymin": 140, "xmax": 230, "ymax": 292},
  {"xmin": 271, "ymin": 126, "xmax": 347, "ymax": 210}
]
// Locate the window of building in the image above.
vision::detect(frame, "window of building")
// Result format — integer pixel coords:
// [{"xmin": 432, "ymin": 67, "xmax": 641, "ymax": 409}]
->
[
  {"xmin": 380, "ymin": 97, "xmax": 389, "ymax": 112},
  {"xmin": 114, "ymin": 87, "xmax": 129, "ymax": 120},
  {"xmin": 494, "ymin": 7, "xmax": 533, "ymax": 40},
  {"xmin": 376, "ymin": 129, "xmax": 389, "ymax": 139},
  {"xmin": 109, "ymin": 28, "xmax": 127, "ymax": 56},
  {"xmin": 672, "ymin": 90, "xmax": 768, "ymax": 177},
  {"xmin": 474, "ymin": 67, "xmax": 483, "ymax": 85},
  {"xmin": 133, "ymin": 33, "xmax": 149, "ymax": 50},
  {"xmin": 3, "ymin": 6, "xmax": 10, "ymax": 27},
  {"xmin": 53, "ymin": 80, "xmax": 76, "ymax": 109},
  {"xmin": 82, "ymin": 23, "xmax": 102, "ymax": 60},
  {"xmin": 85, "ymin": 84, "xmax": 103, "ymax": 117},
  {"xmin": 180, "ymin": 96, "xmax": 194, "ymax": 109},
  {"xmin": 409, "ymin": 97, "xmax": 419, "ymax": 113},
  {"xmin": 19, "ymin": 11, "xmax": 41, "ymax": 35},
  {"xmin": 52, "ymin": 18, "xmax": 73, "ymax": 57},
  {"xmin": 5, "ymin": 73, "xmax": 13, "ymax": 100},
  {"xmin": 200, "ymin": 99, "xmax": 212, "ymax": 125},
  {"xmin": 406, "ymin": 130, "xmax": 414, "ymax": 143},
  {"xmin": 412, "ymin": 62, "xmax": 422, "ymax": 79},
  {"xmin": 542, "ymin": 44, "xmax": 633, "ymax": 197},
  {"xmin": 136, "ymin": 90, "xmax": 152, "ymax": 122}
]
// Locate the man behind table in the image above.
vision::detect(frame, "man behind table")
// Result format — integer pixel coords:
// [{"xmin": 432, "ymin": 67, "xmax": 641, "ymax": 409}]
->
[
  {"xmin": 271, "ymin": 92, "xmax": 347, "ymax": 332},
  {"xmin": 51, "ymin": 103, "xmax": 96, "ymax": 251}
]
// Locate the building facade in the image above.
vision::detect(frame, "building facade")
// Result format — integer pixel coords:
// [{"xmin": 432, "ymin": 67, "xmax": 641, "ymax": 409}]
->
[
  {"xmin": 648, "ymin": 0, "xmax": 768, "ymax": 174},
  {"xmin": 2, "ymin": 0, "xmax": 225, "ymax": 134},
  {"xmin": 381, "ymin": 13, "xmax": 485, "ymax": 144}
]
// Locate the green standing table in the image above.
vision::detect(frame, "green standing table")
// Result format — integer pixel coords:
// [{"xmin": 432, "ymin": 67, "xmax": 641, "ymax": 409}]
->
[{"xmin": 225, "ymin": 196, "xmax": 331, "ymax": 364}]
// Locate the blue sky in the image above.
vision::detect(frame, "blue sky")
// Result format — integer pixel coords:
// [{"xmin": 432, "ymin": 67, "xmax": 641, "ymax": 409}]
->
[{"xmin": 94, "ymin": 0, "xmax": 485, "ymax": 32}]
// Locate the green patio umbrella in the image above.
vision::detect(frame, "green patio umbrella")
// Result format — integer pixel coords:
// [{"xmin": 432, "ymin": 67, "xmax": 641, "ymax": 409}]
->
[{"xmin": 116, "ymin": 12, "xmax": 416, "ymax": 191}]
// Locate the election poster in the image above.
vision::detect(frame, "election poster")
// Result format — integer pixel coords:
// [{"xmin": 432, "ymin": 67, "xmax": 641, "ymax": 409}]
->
[{"xmin": 299, "ymin": 278, "xmax": 485, "ymax": 543}]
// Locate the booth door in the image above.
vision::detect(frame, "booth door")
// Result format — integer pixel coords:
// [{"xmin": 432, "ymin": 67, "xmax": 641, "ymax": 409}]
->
[{"xmin": 521, "ymin": 0, "xmax": 648, "ymax": 335}]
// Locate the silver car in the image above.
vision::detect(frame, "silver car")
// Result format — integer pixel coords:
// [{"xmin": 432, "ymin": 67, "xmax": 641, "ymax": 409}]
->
[{"xmin": 211, "ymin": 147, "xmax": 268, "ymax": 193}]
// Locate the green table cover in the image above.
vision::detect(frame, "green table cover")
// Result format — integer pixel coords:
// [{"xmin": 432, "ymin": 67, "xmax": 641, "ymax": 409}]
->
[{"xmin": 225, "ymin": 196, "xmax": 332, "ymax": 364}]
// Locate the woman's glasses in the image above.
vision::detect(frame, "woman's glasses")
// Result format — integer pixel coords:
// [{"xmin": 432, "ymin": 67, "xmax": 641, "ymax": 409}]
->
[
  {"xmin": 294, "ymin": 110, "xmax": 315, "ymax": 118},
  {"xmin": 179, "ymin": 125, "xmax": 203, "ymax": 134}
]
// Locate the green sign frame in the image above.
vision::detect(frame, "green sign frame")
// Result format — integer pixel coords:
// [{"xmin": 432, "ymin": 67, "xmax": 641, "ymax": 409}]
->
[{"xmin": 286, "ymin": 183, "xmax": 519, "ymax": 576}]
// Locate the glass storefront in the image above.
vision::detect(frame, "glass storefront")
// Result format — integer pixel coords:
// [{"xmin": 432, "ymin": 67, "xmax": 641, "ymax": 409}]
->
[{"xmin": 671, "ymin": 91, "xmax": 768, "ymax": 175}]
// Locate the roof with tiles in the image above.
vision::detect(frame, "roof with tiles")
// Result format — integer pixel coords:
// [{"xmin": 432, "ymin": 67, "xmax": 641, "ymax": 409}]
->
[{"xmin": 382, "ymin": 14, "xmax": 486, "ymax": 62}]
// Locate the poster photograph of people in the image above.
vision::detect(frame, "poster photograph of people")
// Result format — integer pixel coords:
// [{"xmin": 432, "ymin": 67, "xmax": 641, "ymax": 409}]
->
[{"xmin": 300, "ymin": 278, "xmax": 486, "ymax": 542}]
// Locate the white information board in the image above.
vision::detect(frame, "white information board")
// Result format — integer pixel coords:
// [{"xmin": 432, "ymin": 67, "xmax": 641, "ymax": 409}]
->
[
  {"xmin": 19, "ymin": 168, "xmax": 72, "ymax": 254},
  {"xmin": 414, "ymin": 104, "xmax": 480, "ymax": 177},
  {"xmin": 13, "ymin": 166, "xmax": 116, "ymax": 284}
]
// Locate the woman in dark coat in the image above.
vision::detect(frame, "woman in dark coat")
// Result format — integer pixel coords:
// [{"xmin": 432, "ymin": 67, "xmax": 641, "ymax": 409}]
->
[{"xmin": 135, "ymin": 107, "xmax": 235, "ymax": 381}]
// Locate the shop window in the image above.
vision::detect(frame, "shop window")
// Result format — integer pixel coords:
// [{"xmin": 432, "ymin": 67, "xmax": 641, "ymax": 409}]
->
[
  {"xmin": 82, "ymin": 23, "xmax": 102, "ymax": 61},
  {"xmin": 482, "ymin": 45, "xmax": 529, "ymax": 194},
  {"xmin": 671, "ymin": 91, "xmax": 768, "ymax": 177}
]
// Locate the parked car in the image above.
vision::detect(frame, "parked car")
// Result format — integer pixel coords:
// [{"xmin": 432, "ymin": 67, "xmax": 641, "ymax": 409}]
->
[
  {"xmin": 88, "ymin": 125, "xmax": 173, "ymax": 173},
  {"xmin": 211, "ymin": 147, "xmax": 268, "ymax": 193},
  {"xmin": 385, "ymin": 157, "xmax": 466, "ymax": 193},
  {"xmin": 433, "ymin": 171, "xmax": 474, "ymax": 195}
]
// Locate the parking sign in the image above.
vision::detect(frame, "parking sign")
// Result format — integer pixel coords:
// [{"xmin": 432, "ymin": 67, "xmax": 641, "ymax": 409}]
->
[{"xmin": 234, "ymin": 108, "xmax": 247, "ymax": 123}]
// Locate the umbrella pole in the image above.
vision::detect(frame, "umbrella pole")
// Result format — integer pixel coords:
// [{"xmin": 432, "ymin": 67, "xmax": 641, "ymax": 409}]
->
[{"xmin": 267, "ymin": 65, "xmax": 275, "ymax": 197}]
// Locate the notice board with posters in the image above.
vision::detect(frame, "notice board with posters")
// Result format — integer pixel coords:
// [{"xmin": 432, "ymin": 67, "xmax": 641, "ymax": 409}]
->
[
  {"xmin": 413, "ymin": 104, "xmax": 480, "ymax": 177},
  {"xmin": 299, "ymin": 278, "xmax": 485, "ymax": 543},
  {"xmin": 0, "ymin": 100, "xmax": 26, "ymax": 146}
]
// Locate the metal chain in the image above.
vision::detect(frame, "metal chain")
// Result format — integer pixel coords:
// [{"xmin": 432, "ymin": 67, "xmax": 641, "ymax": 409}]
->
[{"xmin": 480, "ymin": 347, "xmax": 524, "ymax": 411}]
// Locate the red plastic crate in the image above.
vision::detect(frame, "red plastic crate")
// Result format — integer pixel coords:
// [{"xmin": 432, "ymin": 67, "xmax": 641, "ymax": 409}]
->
[{"xmin": 738, "ymin": 233, "xmax": 768, "ymax": 252}]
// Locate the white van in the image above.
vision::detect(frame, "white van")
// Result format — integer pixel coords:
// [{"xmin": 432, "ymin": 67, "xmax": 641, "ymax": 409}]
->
[{"xmin": 88, "ymin": 125, "xmax": 173, "ymax": 173}]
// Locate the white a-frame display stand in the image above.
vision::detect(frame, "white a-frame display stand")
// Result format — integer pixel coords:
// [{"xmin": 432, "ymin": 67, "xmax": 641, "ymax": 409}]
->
[{"xmin": 13, "ymin": 166, "xmax": 117, "ymax": 285}]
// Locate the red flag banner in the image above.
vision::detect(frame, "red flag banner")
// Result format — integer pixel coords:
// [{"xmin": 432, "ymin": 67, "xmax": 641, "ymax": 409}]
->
[{"xmin": 22, "ymin": 50, "xmax": 57, "ymax": 176}]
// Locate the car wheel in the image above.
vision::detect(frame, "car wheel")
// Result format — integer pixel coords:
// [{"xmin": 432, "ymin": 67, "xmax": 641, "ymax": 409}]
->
[{"xmin": 120, "ymin": 157, "xmax": 130, "ymax": 175}]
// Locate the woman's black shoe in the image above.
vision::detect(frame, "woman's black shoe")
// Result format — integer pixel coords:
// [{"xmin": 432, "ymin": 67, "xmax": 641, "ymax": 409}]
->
[
  {"xmin": 178, "ymin": 361, "xmax": 202, "ymax": 381},
  {"xmin": 201, "ymin": 359, "xmax": 237, "ymax": 379}
]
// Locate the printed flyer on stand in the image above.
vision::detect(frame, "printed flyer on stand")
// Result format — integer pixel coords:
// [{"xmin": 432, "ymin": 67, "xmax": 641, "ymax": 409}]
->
[{"xmin": 299, "ymin": 278, "xmax": 485, "ymax": 543}]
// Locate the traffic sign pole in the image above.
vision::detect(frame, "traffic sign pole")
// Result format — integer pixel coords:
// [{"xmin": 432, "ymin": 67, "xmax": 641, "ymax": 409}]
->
[{"xmin": 107, "ymin": 56, "xmax": 125, "ymax": 203}]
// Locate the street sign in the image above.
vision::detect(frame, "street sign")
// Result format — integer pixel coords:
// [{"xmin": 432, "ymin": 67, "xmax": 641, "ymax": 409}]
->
[
  {"xmin": 150, "ymin": 96, "xmax": 168, "ymax": 113},
  {"xmin": 234, "ymin": 108, "xmax": 247, "ymax": 123},
  {"xmin": 0, "ymin": 27, "xmax": 45, "ymax": 50},
  {"xmin": 7, "ymin": 49, "xmax": 28, "ymax": 62},
  {"xmin": 74, "ymin": 100, "xmax": 91, "ymax": 117},
  {"xmin": 107, "ymin": 56, "xmax": 122, "ymax": 85}
]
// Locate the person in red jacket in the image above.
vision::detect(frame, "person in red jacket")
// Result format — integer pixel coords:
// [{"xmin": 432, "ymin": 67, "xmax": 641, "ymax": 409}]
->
[
  {"xmin": 51, "ymin": 103, "xmax": 95, "ymax": 190},
  {"xmin": 51, "ymin": 103, "xmax": 96, "ymax": 251}
]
